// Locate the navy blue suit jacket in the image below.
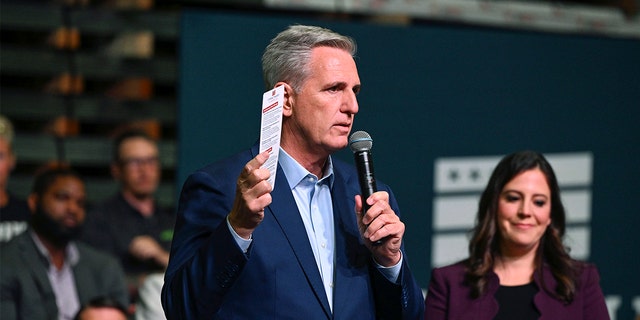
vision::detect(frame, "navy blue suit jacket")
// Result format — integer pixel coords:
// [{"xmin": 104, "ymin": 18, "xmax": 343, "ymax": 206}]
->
[{"xmin": 162, "ymin": 145, "xmax": 424, "ymax": 319}]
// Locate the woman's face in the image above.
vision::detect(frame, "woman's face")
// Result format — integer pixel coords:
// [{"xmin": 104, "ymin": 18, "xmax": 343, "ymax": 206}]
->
[{"xmin": 497, "ymin": 168, "xmax": 552, "ymax": 256}]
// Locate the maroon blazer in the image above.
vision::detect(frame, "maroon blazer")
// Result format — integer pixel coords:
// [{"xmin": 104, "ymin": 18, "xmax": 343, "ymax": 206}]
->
[{"xmin": 424, "ymin": 260, "xmax": 609, "ymax": 320}]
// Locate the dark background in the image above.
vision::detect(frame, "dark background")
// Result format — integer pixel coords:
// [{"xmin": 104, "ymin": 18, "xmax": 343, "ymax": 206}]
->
[{"xmin": 178, "ymin": 9, "xmax": 640, "ymax": 319}]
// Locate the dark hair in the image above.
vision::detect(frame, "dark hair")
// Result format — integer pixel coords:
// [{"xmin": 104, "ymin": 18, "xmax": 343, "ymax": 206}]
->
[
  {"xmin": 73, "ymin": 296, "xmax": 128, "ymax": 320},
  {"xmin": 112, "ymin": 129, "xmax": 155, "ymax": 163},
  {"xmin": 32, "ymin": 166, "xmax": 83, "ymax": 197},
  {"xmin": 465, "ymin": 150, "xmax": 577, "ymax": 303}
]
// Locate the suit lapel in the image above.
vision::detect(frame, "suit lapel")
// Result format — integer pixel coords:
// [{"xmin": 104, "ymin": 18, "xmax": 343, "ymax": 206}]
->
[
  {"xmin": 330, "ymin": 165, "xmax": 372, "ymax": 316},
  {"xmin": 265, "ymin": 161, "xmax": 332, "ymax": 318},
  {"xmin": 18, "ymin": 233, "xmax": 60, "ymax": 316},
  {"xmin": 72, "ymin": 247, "xmax": 95, "ymax": 304},
  {"xmin": 330, "ymin": 166, "xmax": 361, "ymax": 245}
]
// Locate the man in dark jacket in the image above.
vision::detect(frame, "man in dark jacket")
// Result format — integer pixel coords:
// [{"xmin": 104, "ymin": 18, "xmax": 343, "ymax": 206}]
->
[{"xmin": 1, "ymin": 167, "xmax": 129, "ymax": 320}]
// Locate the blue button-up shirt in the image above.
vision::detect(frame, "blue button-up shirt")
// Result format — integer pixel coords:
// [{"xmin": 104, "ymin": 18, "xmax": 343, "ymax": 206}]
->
[
  {"xmin": 279, "ymin": 148, "xmax": 336, "ymax": 310},
  {"xmin": 228, "ymin": 148, "xmax": 402, "ymax": 311}
]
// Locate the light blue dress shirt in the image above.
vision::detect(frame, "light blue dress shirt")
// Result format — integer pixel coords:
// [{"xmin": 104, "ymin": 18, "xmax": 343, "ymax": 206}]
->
[
  {"xmin": 278, "ymin": 148, "xmax": 336, "ymax": 310},
  {"xmin": 228, "ymin": 148, "xmax": 402, "ymax": 311}
]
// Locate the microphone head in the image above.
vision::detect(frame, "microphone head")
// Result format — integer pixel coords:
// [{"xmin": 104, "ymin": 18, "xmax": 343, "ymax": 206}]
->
[{"xmin": 349, "ymin": 131, "xmax": 373, "ymax": 152}]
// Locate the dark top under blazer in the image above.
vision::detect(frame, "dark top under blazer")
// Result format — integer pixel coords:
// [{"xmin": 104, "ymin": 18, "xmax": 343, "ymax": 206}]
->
[
  {"xmin": 424, "ymin": 260, "xmax": 610, "ymax": 320},
  {"xmin": 162, "ymin": 144, "xmax": 424, "ymax": 319}
]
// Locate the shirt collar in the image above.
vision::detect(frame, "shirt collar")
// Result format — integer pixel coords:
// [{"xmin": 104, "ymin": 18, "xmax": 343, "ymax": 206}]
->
[
  {"xmin": 30, "ymin": 230, "xmax": 80, "ymax": 267},
  {"xmin": 278, "ymin": 148, "xmax": 334, "ymax": 189}
]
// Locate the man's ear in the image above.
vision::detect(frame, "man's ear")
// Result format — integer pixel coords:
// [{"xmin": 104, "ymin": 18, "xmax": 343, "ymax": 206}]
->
[{"xmin": 276, "ymin": 82, "xmax": 294, "ymax": 117}]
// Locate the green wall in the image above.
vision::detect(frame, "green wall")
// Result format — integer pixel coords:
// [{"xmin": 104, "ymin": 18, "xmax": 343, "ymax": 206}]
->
[{"xmin": 178, "ymin": 9, "xmax": 640, "ymax": 318}]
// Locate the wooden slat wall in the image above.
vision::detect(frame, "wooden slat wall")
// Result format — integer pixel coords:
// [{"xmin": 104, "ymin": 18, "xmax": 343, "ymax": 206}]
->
[{"xmin": 1, "ymin": 2, "xmax": 179, "ymax": 209}]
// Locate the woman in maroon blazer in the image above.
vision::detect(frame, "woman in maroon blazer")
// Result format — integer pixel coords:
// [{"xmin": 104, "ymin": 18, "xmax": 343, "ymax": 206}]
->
[{"xmin": 424, "ymin": 151, "xmax": 609, "ymax": 320}]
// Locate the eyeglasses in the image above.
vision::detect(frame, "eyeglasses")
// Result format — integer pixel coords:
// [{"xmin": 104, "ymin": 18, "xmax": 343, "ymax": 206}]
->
[{"xmin": 119, "ymin": 156, "xmax": 159, "ymax": 167}]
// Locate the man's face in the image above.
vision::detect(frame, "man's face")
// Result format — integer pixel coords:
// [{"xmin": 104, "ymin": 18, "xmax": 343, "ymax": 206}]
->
[
  {"xmin": 282, "ymin": 46, "xmax": 361, "ymax": 158},
  {"xmin": 30, "ymin": 175, "xmax": 86, "ymax": 246},
  {"xmin": 113, "ymin": 137, "xmax": 160, "ymax": 198}
]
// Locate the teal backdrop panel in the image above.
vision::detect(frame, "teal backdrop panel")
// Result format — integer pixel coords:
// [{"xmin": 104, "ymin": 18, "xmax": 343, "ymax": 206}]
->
[{"xmin": 178, "ymin": 9, "xmax": 640, "ymax": 318}]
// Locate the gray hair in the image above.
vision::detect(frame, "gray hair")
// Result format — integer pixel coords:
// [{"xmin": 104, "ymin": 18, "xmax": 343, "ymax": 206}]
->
[
  {"xmin": 261, "ymin": 25, "xmax": 357, "ymax": 92},
  {"xmin": 0, "ymin": 114, "xmax": 14, "ymax": 143}
]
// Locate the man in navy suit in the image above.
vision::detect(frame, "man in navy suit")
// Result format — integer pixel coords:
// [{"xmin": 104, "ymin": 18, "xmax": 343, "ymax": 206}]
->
[{"xmin": 162, "ymin": 24, "xmax": 424, "ymax": 319}]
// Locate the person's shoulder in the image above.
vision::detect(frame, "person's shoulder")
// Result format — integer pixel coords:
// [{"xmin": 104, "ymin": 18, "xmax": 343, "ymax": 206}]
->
[
  {"xmin": 435, "ymin": 260, "xmax": 467, "ymax": 272},
  {"xmin": 74, "ymin": 242, "xmax": 126, "ymax": 276},
  {"xmin": 89, "ymin": 193, "xmax": 122, "ymax": 213},
  {"xmin": 1, "ymin": 231, "xmax": 30, "ymax": 247},
  {"xmin": 431, "ymin": 260, "xmax": 468, "ymax": 280},
  {"xmin": 0, "ymin": 238, "xmax": 22, "ymax": 278},
  {"xmin": 83, "ymin": 195, "xmax": 120, "ymax": 225},
  {"xmin": 75, "ymin": 241, "xmax": 120, "ymax": 265},
  {"xmin": 185, "ymin": 147, "xmax": 256, "ymax": 185},
  {"xmin": 541, "ymin": 259, "xmax": 601, "ymax": 287},
  {"xmin": 427, "ymin": 260, "xmax": 471, "ymax": 298},
  {"xmin": 0, "ymin": 232, "xmax": 33, "ymax": 263},
  {"xmin": 571, "ymin": 260, "xmax": 601, "ymax": 279},
  {"xmin": 200, "ymin": 148, "xmax": 254, "ymax": 172},
  {"xmin": 8, "ymin": 193, "xmax": 28, "ymax": 206},
  {"xmin": 0, "ymin": 194, "xmax": 30, "ymax": 221}
]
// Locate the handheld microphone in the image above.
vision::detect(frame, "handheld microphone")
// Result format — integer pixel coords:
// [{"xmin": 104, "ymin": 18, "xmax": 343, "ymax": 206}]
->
[
  {"xmin": 349, "ymin": 131, "xmax": 382, "ymax": 245},
  {"xmin": 349, "ymin": 131, "xmax": 376, "ymax": 213}
]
